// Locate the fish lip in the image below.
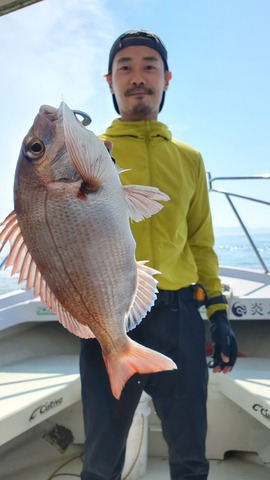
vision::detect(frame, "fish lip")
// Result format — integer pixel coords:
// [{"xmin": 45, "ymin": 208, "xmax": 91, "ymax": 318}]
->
[
  {"xmin": 39, "ymin": 105, "xmax": 60, "ymax": 123},
  {"xmin": 39, "ymin": 105, "xmax": 58, "ymax": 115}
]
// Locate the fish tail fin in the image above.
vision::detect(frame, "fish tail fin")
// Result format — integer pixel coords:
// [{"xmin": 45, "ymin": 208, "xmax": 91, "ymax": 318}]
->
[
  {"xmin": 103, "ymin": 339, "xmax": 177, "ymax": 399},
  {"xmin": 61, "ymin": 101, "xmax": 113, "ymax": 188}
]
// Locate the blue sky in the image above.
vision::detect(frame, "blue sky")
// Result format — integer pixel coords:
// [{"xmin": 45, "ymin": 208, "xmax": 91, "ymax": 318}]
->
[{"xmin": 0, "ymin": 0, "xmax": 269, "ymax": 230}]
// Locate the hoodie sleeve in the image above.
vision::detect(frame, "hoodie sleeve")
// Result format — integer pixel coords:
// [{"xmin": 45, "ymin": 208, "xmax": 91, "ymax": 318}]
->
[{"xmin": 187, "ymin": 154, "xmax": 226, "ymax": 315}]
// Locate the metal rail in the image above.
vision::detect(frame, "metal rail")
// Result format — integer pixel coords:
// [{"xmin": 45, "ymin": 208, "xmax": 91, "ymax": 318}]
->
[{"xmin": 207, "ymin": 172, "xmax": 270, "ymax": 274}]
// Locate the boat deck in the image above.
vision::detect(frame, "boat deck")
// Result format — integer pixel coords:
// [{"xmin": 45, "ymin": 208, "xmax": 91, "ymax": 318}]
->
[
  {"xmin": 0, "ymin": 354, "xmax": 81, "ymax": 445},
  {"xmin": 219, "ymin": 357, "xmax": 270, "ymax": 429},
  {"xmin": 0, "ymin": 438, "xmax": 269, "ymax": 479},
  {"xmin": 0, "ymin": 261, "xmax": 270, "ymax": 479},
  {"xmin": 0, "ymin": 322, "xmax": 270, "ymax": 479},
  {"xmin": 146, "ymin": 455, "xmax": 270, "ymax": 480},
  {"xmin": 1, "ymin": 322, "xmax": 270, "ymax": 444}
]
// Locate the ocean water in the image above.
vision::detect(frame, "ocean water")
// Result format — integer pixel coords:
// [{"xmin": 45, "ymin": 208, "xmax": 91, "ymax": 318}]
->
[
  {"xmin": 213, "ymin": 231, "xmax": 270, "ymax": 270},
  {"xmin": 0, "ymin": 232, "xmax": 269, "ymax": 296}
]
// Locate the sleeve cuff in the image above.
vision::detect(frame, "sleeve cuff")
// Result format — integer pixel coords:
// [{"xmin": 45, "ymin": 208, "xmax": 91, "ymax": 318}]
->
[{"xmin": 207, "ymin": 303, "xmax": 228, "ymax": 319}]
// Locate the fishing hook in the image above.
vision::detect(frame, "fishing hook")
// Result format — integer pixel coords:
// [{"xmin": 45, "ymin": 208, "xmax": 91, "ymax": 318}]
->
[{"xmin": 73, "ymin": 110, "xmax": 92, "ymax": 127}]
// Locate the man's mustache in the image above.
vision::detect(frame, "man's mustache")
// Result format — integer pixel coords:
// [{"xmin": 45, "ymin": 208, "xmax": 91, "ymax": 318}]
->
[{"xmin": 125, "ymin": 86, "xmax": 154, "ymax": 96}]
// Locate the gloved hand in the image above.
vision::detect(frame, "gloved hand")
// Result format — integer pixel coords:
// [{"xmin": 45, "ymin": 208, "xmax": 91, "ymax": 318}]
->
[{"xmin": 208, "ymin": 309, "xmax": 238, "ymax": 373}]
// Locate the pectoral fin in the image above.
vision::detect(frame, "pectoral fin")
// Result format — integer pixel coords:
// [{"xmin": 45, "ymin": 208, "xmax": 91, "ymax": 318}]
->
[{"xmin": 123, "ymin": 184, "xmax": 170, "ymax": 222}]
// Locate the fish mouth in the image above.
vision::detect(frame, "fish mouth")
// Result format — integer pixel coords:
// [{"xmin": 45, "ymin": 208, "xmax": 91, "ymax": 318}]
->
[
  {"xmin": 39, "ymin": 105, "xmax": 60, "ymax": 123},
  {"xmin": 39, "ymin": 104, "xmax": 91, "ymax": 128}
]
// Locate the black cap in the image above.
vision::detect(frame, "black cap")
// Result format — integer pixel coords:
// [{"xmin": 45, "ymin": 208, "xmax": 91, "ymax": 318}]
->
[
  {"xmin": 108, "ymin": 30, "xmax": 169, "ymax": 74},
  {"xmin": 107, "ymin": 30, "xmax": 169, "ymax": 114}
]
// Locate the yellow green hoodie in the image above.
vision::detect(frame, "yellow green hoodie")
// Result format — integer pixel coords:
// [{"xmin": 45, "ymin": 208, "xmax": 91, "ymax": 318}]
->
[{"xmin": 100, "ymin": 119, "xmax": 224, "ymax": 313}]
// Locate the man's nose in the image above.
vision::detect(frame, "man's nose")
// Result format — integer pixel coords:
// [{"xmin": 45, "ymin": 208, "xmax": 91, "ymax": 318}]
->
[{"xmin": 131, "ymin": 74, "xmax": 146, "ymax": 85}]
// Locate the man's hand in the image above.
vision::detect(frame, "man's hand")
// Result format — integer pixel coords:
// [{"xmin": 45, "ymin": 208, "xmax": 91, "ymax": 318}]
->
[
  {"xmin": 104, "ymin": 140, "xmax": 113, "ymax": 153},
  {"xmin": 208, "ymin": 310, "xmax": 238, "ymax": 373}
]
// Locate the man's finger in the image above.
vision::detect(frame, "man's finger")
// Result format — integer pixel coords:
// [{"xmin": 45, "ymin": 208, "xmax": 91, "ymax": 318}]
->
[
  {"xmin": 104, "ymin": 140, "xmax": 113, "ymax": 153},
  {"xmin": 221, "ymin": 352, "xmax": 229, "ymax": 363},
  {"xmin": 222, "ymin": 365, "xmax": 232, "ymax": 374}
]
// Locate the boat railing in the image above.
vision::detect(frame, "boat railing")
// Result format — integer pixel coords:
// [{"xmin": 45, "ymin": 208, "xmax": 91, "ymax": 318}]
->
[{"xmin": 207, "ymin": 172, "xmax": 270, "ymax": 274}]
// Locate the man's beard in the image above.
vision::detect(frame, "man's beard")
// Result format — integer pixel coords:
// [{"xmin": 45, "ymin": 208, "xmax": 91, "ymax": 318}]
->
[
  {"xmin": 125, "ymin": 86, "xmax": 154, "ymax": 117},
  {"xmin": 131, "ymin": 103, "xmax": 152, "ymax": 116}
]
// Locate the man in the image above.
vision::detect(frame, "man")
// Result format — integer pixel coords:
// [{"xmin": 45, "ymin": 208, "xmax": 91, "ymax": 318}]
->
[{"xmin": 80, "ymin": 30, "xmax": 237, "ymax": 480}]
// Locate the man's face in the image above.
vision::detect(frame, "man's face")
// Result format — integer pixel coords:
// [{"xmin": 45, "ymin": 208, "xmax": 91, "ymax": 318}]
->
[{"xmin": 107, "ymin": 45, "xmax": 172, "ymax": 121}]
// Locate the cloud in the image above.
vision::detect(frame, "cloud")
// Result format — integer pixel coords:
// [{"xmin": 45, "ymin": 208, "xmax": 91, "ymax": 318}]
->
[
  {"xmin": 0, "ymin": 0, "xmax": 120, "ymax": 219},
  {"xmin": 0, "ymin": 0, "xmax": 118, "ymax": 105}
]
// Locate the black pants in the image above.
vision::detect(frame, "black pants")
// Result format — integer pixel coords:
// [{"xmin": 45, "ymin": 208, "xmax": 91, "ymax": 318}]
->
[{"xmin": 80, "ymin": 288, "xmax": 209, "ymax": 480}]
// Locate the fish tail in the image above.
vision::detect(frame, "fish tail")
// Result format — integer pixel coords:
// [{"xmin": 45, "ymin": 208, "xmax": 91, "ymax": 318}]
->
[{"xmin": 103, "ymin": 339, "xmax": 177, "ymax": 399}]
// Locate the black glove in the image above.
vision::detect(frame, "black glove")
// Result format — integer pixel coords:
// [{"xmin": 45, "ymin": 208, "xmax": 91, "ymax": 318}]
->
[{"xmin": 208, "ymin": 309, "xmax": 238, "ymax": 371}]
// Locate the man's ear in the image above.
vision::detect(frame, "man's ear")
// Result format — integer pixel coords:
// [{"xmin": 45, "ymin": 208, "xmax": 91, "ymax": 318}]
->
[
  {"xmin": 164, "ymin": 71, "xmax": 172, "ymax": 91},
  {"xmin": 105, "ymin": 74, "xmax": 113, "ymax": 93}
]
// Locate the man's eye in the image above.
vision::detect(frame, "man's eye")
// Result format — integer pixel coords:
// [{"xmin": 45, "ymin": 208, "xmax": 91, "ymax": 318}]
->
[
  {"xmin": 145, "ymin": 65, "xmax": 156, "ymax": 70},
  {"xmin": 120, "ymin": 66, "xmax": 130, "ymax": 71}
]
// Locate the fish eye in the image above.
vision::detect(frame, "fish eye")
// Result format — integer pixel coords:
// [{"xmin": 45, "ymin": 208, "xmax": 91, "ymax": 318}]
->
[{"xmin": 24, "ymin": 138, "xmax": 45, "ymax": 160}]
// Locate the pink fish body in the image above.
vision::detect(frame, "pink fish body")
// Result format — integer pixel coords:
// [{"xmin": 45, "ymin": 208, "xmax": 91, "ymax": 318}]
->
[{"xmin": 0, "ymin": 102, "xmax": 176, "ymax": 398}]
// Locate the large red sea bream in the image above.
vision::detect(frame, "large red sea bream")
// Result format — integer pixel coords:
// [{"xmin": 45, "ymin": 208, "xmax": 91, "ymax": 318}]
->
[{"xmin": 0, "ymin": 102, "xmax": 176, "ymax": 399}]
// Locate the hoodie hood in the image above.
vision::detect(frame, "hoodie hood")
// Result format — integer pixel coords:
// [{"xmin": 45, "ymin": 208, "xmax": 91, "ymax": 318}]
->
[{"xmin": 103, "ymin": 119, "xmax": 172, "ymax": 141}]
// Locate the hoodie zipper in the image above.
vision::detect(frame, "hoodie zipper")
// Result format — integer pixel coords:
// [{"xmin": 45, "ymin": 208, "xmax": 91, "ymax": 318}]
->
[{"xmin": 144, "ymin": 121, "xmax": 157, "ymax": 271}]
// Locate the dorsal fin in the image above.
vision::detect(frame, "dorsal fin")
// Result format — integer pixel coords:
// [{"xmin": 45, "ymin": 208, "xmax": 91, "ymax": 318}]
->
[{"xmin": 61, "ymin": 101, "xmax": 114, "ymax": 188}]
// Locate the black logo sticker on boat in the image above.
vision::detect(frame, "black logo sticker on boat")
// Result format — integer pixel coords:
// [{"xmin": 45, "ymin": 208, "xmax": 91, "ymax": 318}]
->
[
  {"xmin": 29, "ymin": 397, "xmax": 63, "ymax": 421},
  {"xmin": 231, "ymin": 302, "xmax": 247, "ymax": 317},
  {"xmin": 252, "ymin": 403, "xmax": 270, "ymax": 422}
]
